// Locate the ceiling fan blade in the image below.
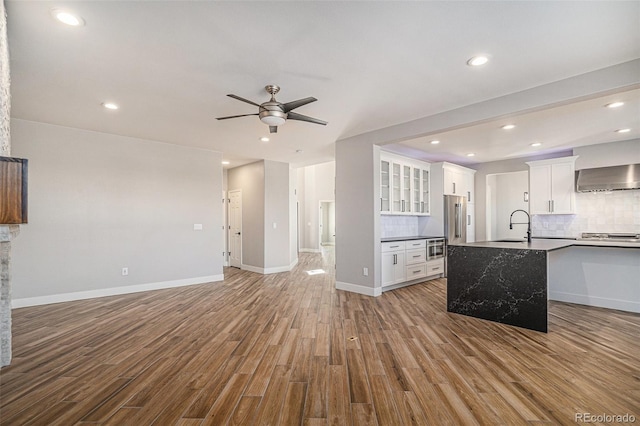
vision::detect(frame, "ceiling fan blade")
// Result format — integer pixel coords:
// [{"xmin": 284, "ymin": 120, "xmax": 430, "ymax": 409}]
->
[
  {"xmin": 269, "ymin": 126, "xmax": 278, "ymax": 134},
  {"xmin": 287, "ymin": 111, "xmax": 327, "ymax": 126},
  {"xmin": 282, "ymin": 97, "xmax": 317, "ymax": 113},
  {"xmin": 216, "ymin": 113, "xmax": 258, "ymax": 120},
  {"xmin": 227, "ymin": 94, "xmax": 261, "ymax": 107}
]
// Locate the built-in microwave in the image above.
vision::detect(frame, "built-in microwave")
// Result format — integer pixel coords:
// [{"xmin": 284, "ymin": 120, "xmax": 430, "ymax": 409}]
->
[{"xmin": 427, "ymin": 238, "xmax": 445, "ymax": 260}]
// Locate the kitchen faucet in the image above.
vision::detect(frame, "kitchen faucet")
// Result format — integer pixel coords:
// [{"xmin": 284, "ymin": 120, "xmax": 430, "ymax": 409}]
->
[{"xmin": 509, "ymin": 209, "xmax": 532, "ymax": 243}]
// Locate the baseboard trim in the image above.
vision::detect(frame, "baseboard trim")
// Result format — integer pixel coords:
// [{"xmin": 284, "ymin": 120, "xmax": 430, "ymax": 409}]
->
[
  {"xmin": 335, "ymin": 281, "xmax": 382, "ymax": 297},
  {"xmin": 299, "ymin": 248, "xmax": 321, "ymax": 253},
  {"xmin": 549, "ymin": 291, "xmax": 640, "ymax": 313},
  {"xmin": 242, "ymin": 258, "xmax": 298, "ymax": 275},
  {"xmin": 12, "ymin": 274, "xmax": 224, "ymax": 309}
]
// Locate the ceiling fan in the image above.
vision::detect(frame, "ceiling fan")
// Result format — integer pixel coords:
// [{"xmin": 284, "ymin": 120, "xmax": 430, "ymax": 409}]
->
[{"xmin": 216, "ymin": 85, "xmax": 327, "ymax": 133}]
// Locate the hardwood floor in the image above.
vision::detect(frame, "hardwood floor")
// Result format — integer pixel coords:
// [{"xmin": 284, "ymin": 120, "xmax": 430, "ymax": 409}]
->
[{"xmin": 1, "ymin": 248, "xmax": 638, "ymax": 425}]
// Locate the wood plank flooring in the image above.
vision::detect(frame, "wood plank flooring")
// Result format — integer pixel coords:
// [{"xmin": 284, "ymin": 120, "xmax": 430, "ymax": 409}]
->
[{"xmin": 1, "ymin": 248, "xmax": 639, "ymax": 425}]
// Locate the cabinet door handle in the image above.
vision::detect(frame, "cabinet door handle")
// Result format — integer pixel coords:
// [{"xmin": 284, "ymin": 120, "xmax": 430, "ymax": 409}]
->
[
  {"xmin": 432, "ymin": 267, "xmax": 440, "ymax": 270},
  {"xmin": 551, "ymin": 200, "xmax": 554, "ymax": 212},
  {"xmin": 380, "ymin": 197, "xmax": 383, "ymax": 211},
  {"xmin": 421, "ymin": 201, "xmax": 424, "ymax": 213},
  {"xmin": 468, "ymin": 191, "xmax": 471, "ymax": 202},
  {"xmin": 548, "ymin": 200, "xmax": 552, "ymax": 212},
  {"xmin": 412, "ymin": 270, "xmax": 421, "ymax": 274},
  {"xmin": 393, "ymin": 254, "xmax": 397, "ymax": 265},
  {"xmin": 401, "ymin": 200, "xmax": 405, "ymax": 212},
  {"xmin": 413, "ymin": 255, "xmax": 421, "ymax": 258},
  {"xmin": 468, "ymin": 215, "xmax": 471, "ymax": 226},
  {"xmin": 453, "ymin": 182, "xmax": 456, "ymax": 194}
]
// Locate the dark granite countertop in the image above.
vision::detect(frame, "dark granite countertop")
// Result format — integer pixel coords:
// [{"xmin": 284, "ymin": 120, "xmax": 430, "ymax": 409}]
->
[
  {"xmin": 452, "ymin": 238, "xmax": 640, "ymax": 250},
  {"xmin": 381, "ymin": 235, "xmax": 444, "ymax": 243}
]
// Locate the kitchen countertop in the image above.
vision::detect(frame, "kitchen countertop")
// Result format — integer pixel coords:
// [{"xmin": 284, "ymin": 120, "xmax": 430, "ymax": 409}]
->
[
  {"xmin": 452, "ymin": 238, "xmax": 640, "ymax": 250},
  {"xmin": 381, "ymin": 235, "xmax": 444, "ymax": 242}
]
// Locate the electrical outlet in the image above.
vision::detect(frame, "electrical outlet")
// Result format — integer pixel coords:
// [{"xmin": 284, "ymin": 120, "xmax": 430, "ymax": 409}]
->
[
  {"xmin": 363, "ymin": 267, "xmax": 368, "ymax": 276},
  {"xmin": 122, "ymin": 267, "xmax": 128, "ymax": 276}
]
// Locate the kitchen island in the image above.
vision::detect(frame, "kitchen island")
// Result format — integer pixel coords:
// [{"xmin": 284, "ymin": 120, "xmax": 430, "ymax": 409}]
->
[{"xmin": 447, "ymin": 239, "xmax": 640, "ymax": 332}]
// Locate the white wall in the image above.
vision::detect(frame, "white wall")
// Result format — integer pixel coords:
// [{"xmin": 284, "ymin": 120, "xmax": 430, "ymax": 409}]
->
[
  {"xmin": 11, "ymin": 119, "xmax": 224, "ymax": 305},
  {"xmin": 490, "ymin": 171, "xmax": 529, "ymax": 240},
  {"xmin": 297, "ymin": 161, "xmax": 335, "ymax": 252},
  {"xmin": 473, "ymin": 151, "xmax": 573, "ymax": 242}
]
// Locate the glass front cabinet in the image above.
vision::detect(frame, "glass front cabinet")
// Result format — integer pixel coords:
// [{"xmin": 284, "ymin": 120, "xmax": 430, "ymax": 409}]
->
[{"xmin": 380, "ymin": 152, "xmax": 430, "ymax": 216}]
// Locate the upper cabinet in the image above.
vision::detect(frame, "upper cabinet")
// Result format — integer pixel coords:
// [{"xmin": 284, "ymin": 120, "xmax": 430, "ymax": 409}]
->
[
  {"xmin": 526, "ymin": 156, "xmax": 578, "ymax": 215},
  {"xmin": 442, "ymin": 162, "xmax": 476, "ymax": 202},
  {"xmin": 380, "ymin": 152, "xmax": 430, "ymax": 216}
]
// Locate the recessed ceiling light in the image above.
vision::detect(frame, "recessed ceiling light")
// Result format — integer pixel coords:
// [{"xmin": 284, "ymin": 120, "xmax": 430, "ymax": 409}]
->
[
  {"xmin": 501, "ymin": 124, "xmax": 516, "ymax": 130},
  {"xmin": 616, "ymin": 128, "xmax": 631, "ymax": 133},
  {"xmin": 466, "ymin": 153, "xmax": 475, "ymax": 157},
  {"xmin": 606, "ymin": 102, "xmax": 624, "ymax": 109},
  {"xmin": 430, "ymin": 140, "xmax": 440, "ymax": 145},
  {"xmin": 531, "ymin": 142, "xmax": 542, "ymax": 147},
  {"xmin": 221, "ymin": 161, "xmax": 230, "ymax": 165},
  {"xmin": 51, "ymin": 9, "xmax": 85, "ymax": 26},
  {"xmin": 467, "ymin": 55, "xmax": 489, "ymax": 67},
  {"xmin": 260, "ymin": 137, "xmax": 270, "ymax": 142},
  {"xmin": 102, "ymin": 102, "xmax": 119, "ymax": 110}
]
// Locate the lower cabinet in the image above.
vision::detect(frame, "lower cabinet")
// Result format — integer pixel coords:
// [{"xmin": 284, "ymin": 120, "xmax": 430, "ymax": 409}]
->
[
  {"xmin": 382, "ymin": 242, "xmax": 406, "ymax": 287},
  {"xmin": 381, "ymin": 239, "xmax": 444, "ymax": 289}
]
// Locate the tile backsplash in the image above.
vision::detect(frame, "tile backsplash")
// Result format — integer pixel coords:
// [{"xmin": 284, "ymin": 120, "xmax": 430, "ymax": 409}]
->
[
  {"xmin": 531, "ymin": 190, "xmax": 640, "ymax": 237},
  {"xmin": 381, "ymin": 215, "xmax": 420, "ymax": 238}
]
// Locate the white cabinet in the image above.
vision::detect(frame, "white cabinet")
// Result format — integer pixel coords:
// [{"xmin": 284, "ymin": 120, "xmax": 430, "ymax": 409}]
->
[
  {"xmin": 381, "ymin": 239, "xmax": 443, "ymax": 289},
  {"xmin": 526, "ymin": 156, "xmax": 578, "ymax": 215},
  {"xmin": 381, "ymin": 241, "xmax": 406, "ymax": 287},
  {"xmin": 380, "ymin": 158, "xmax": 391, "ymax": 213},
  {"xmin": 380, "ymin": 153, "xmax": 430, "ymax": 216},
  {"xmin": 435, "ymin": 162, "xmax": 476, "ymax": 241},
  {"xmin": 426, "ymin": 258, "xmax": 444, "ymax": 276},
  {"xmin": 441, "ymin": 163, "xmax": 475, "ymax": 201}
]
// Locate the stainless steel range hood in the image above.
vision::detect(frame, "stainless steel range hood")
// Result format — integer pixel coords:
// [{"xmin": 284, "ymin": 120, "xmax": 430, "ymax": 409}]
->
[{"xmin": 576, "ymin": 164, "xmax": 640, "ymax": 192}]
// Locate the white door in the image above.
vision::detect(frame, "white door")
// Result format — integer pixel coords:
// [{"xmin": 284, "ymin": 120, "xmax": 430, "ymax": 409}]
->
[{"xmin": 228, "ymin": 190, "xmax": 242, "ymax": 268}]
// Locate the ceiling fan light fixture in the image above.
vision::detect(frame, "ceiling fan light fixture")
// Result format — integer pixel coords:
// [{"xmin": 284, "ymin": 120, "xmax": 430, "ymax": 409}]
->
[{"xmin": 260, "ymin": 115, "xmax": 286, "ymax": 126}]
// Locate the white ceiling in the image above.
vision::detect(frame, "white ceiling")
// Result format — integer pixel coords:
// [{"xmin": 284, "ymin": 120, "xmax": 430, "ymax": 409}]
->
[{"xmin": 6, "ymin": 1, "xmax": 640, "ymax": 169}]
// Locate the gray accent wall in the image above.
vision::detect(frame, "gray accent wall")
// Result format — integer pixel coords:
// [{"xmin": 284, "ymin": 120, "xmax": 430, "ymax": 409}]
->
[
  {"xmin": 264, "ymin": 160, "xmax": 292, "ymax": 270},
  {"xmin": 227, "ymin": 160, "xmax": 294, "ymax": 272},
  {"xmin": 335, "ymin": 140, "xmax": 379, "ymax": 293},
  {"xmin": 10, "ymin": 119, "xmax": 223, "ymax": 300},
  {"xmin": 228, "ymin": 161, "xmax": 265, "ymax": 269}
]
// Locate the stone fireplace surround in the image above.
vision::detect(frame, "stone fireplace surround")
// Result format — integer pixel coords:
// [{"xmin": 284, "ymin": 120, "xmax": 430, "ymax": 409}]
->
[{"xmin": 1, "ymin": 0, "xmax": 14, "ymax": 367}]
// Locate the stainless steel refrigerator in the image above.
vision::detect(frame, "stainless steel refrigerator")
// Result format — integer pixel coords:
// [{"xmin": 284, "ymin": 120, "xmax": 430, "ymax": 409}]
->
[{"xmin": 443, "ymin": 195, "xmax": 467, "ymax": 275}]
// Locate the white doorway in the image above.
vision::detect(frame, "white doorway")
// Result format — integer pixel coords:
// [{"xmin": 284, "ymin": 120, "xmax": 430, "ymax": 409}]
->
[
  {"xmin": 319, "ymin": 201, "xmax": 335, "ymax": 246},
  {"xmin": 228, "ymin": 189, "xmax": 242, "ymax": 268},
  {"xmin": 486, "ymin": 171, "xmax": 529, "ymax": 241}
]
